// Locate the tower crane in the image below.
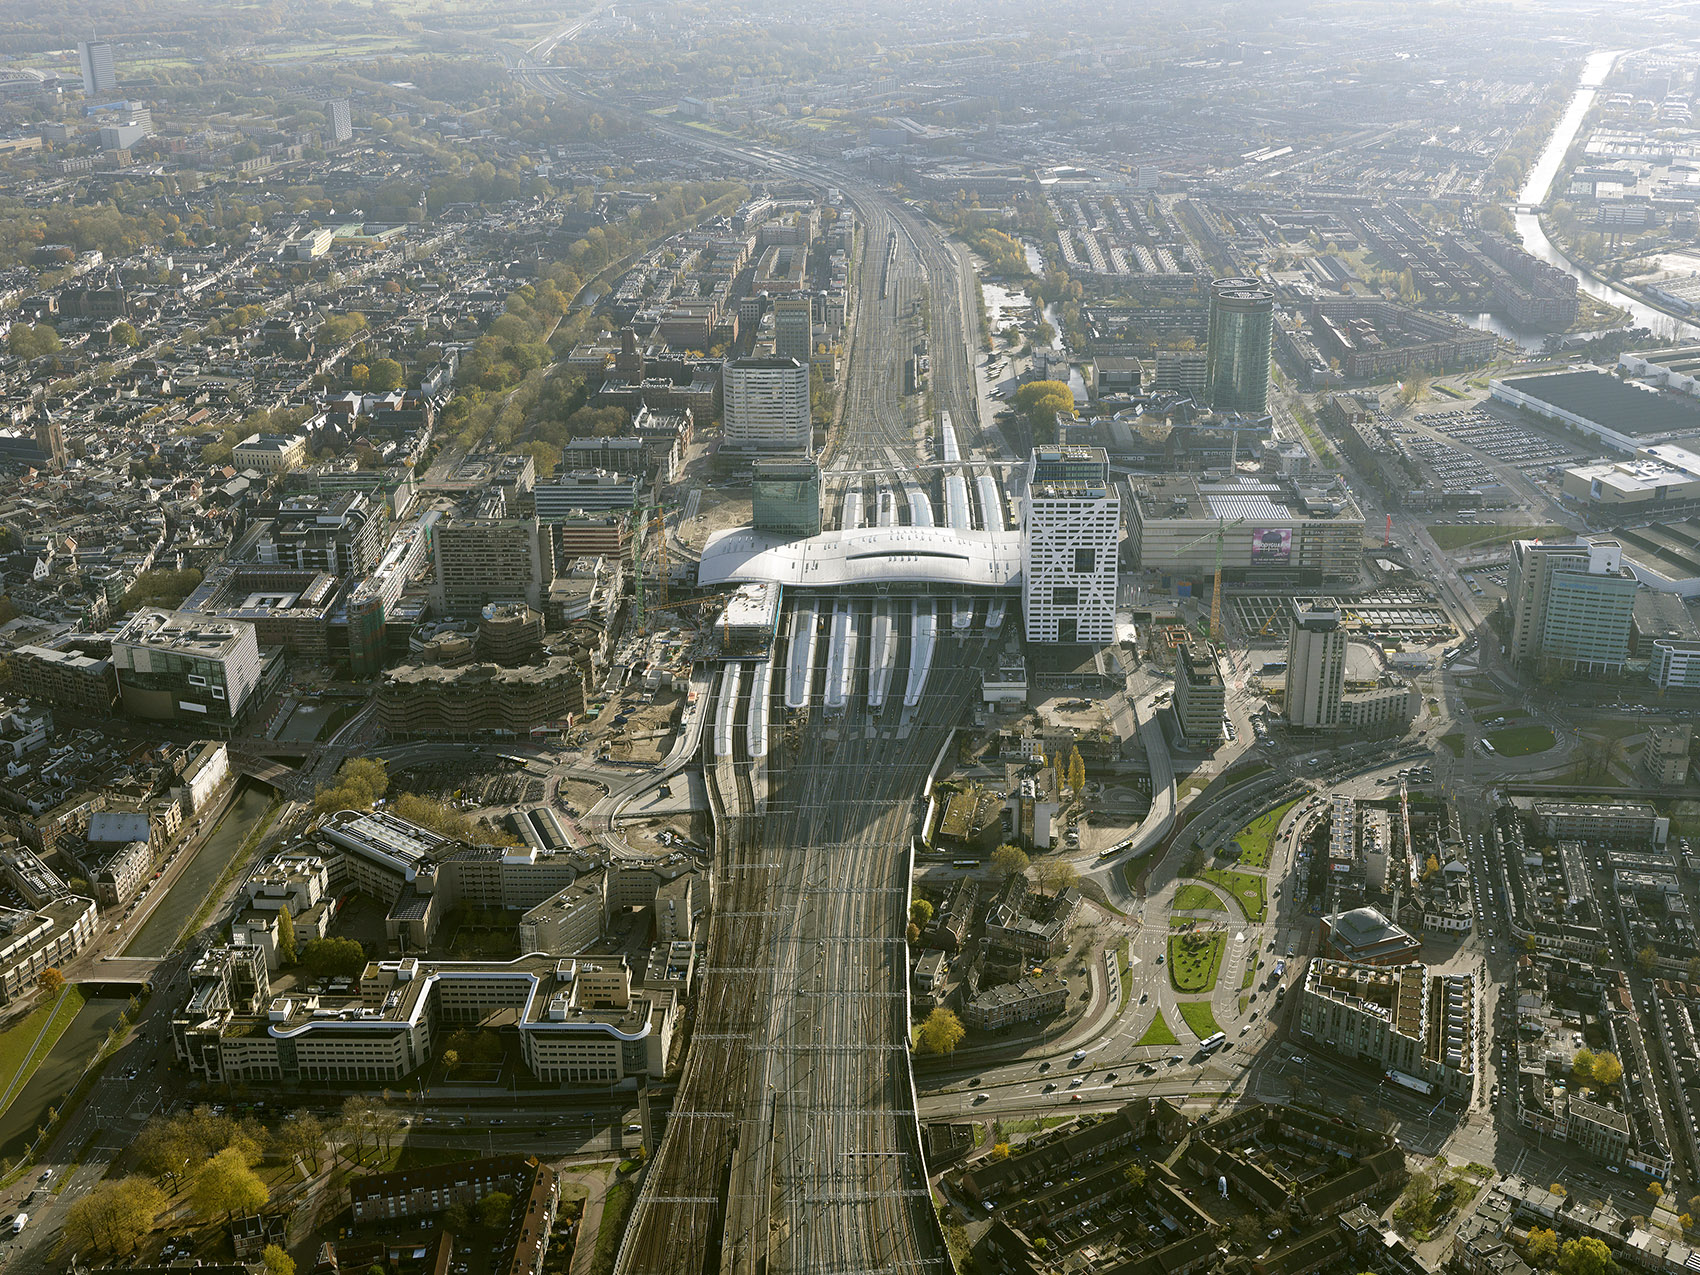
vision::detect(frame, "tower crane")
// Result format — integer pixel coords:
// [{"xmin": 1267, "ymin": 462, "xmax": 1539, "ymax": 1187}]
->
[{"xmin": 1176, "ymin": 516, "xmax": 1246, "ymax": 652}]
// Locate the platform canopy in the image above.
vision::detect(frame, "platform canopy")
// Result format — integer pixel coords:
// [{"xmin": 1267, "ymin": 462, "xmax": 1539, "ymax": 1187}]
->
[{"xmin": 698, "ymin": 525, "xmax": 1023, "ymax": 591}]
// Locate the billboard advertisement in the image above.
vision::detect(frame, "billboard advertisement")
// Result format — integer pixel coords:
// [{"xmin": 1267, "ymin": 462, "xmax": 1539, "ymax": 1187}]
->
[{"xmin": 1250, "ymin": 527, "xmax": 1293, "ymax": 565}]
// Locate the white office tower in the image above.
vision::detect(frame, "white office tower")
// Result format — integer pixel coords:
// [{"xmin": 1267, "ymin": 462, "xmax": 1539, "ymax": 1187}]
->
[
  {"xmin": 723, "ymin": 356, "xmax": 812, "ymax": 454},
  {"xmin": 1285, "ymin": 600, "xmax": 1346, "ymax": 727},
  {"xmin": 325, "ymin": 98, "xmax": 353, "ymax": 144},
  {"xmin": 1021, "ymin": 445, "xmax": 1119, "ymax": 643},
  {"xmin": 78, "ymin": 40, "xmax": 118, "ymax": 97}
]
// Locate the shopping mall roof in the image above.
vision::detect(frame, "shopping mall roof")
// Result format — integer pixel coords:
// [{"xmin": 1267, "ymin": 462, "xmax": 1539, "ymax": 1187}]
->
[{"xmin": 698, "ymin": 525, "xmax": 1023, "ymax": 591}]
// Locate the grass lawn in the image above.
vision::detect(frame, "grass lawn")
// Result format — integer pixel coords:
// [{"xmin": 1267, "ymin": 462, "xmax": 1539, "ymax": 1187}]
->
[
  {"xmin": 1177, "ymin": 773, "xmax": 1212, "ymax": 801},
  {"xmin": 1462, "ymin": 693, "xmax": 1504, "ymax": 711},
  {"xmin": 1201, "ymin": 868, "xmax": 1267, "ymax": 922},
  {"xmin": 1178, "ymin": 1000, "xmax": 1223, "ymax": 1041},
  {"xmin": 1241, "ymin": 956, "xmax": 1260, "ymax": 990},
  {"xmin": 1118, "ymin": 939, "xmax": 1132, "ymax": 1004},
  {"xmin": 1221, "ymin": 762, "xmax": 1271, "ymax": 789},
  {"xmin": 1167, "ymin": 931, "xmax": 1226, "ymax": 994},
  {"xmin": 1136, "ymin": 1012, "xmax": 1179, "ymax": 1047},
  {"xmin": 1440, "ymin": 732, "xmax": 1466, "ymax": 758},
  {"xmin": 1231, "ymin": 798, "xmax": 1300, "ymax": 869},
  {"xmin": 592, "ymin": 1180, "xmax": 638, "ymax": 1275},
  {"xmin": 1173, "ymin": 883, "xmax": 1226, "ymax": 912},
  {"xmin": 1488, "ymin": 724, "xmax": 1556, "ymax": 757},
  {"xmin": 0, "ymin": 985, "xmax": 86, "ymax": 1115},
  {"xmin": 1427, "ymin": 523, "xmax": 1569, "ymax": 550}
]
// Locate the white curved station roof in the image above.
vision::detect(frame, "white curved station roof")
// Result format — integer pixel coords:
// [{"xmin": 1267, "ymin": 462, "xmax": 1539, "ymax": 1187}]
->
[{"xmin": 699, "ymin": 525, "xmax": 1024, "ymax": 590}]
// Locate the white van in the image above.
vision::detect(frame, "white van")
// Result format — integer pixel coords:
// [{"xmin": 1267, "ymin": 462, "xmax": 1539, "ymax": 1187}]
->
[{"xmin": 11, "ymin": 1213, "xmax": 27, "ymax": 1235}]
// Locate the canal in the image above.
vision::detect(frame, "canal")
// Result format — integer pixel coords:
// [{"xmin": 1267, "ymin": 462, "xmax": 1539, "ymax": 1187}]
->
[{"xmin": 122, "ymin": 783, "xmax": 273, "ymax": 959}]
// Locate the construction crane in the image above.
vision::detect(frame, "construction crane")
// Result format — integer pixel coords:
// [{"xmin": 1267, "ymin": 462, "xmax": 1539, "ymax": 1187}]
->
[
  {"xmin": 1176, "ymin": 516, "xmax": 1246, "ymax": 651},
  {"xmin": 629, "ymin": 500, "xmax": 671, "ymax": 636}
]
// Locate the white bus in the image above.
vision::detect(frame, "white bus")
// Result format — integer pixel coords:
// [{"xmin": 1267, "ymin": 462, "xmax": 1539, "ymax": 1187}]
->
[{"xmin": 1199, "ymin": 1032, "xmax": 1227, "ymax": 1054}]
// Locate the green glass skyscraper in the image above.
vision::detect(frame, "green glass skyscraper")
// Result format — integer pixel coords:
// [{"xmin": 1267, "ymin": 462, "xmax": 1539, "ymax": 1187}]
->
[{"xmin": 1206, "ymin": 277, "xmax": 1274, "ymax": 414}]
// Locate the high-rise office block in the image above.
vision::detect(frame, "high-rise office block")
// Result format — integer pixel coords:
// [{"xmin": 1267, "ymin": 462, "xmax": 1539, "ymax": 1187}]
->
[
  {"xmin": 1286, "ymin": 601, "xmax": 1346, "ymax": 727},
  {"xmin": 1173, "ymin": 643, "xmax": 1225, "ymax": 746},
  {"xmin": 772, "ymin": 296, "xmax": 813, "ymax": 364},
  {"xmin": 430, "ymin": 514, "xmax": 555, "ymax": 614},
  {"xmin": 723, "ymin": 356, "xmax": 812, "ymax": 454},
  {"xmin": 751, "ymin": 457, "xmax": 822, "ymax": 537},
  {"xmin": 1021, "ymin": 445, "xmax": 1120, "ymax": 644},
  {"xmin": 1505, "ymin": 538, "xmax": 1638, "ymax": 673},
  {"xmin": 77, "ymin": 41, "xmax": 118, "ymax": 97},
  {"xmin": 1206, "ymin": 277, "xmax": 1274, "ymax": 414},
  {"xmin": 325, "ymin": 98, "xmax": 353, "ymax": 144}
]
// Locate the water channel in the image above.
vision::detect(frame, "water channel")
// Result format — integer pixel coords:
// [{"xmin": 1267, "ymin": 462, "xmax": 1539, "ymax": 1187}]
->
[{"xmin": 121, "ymin": 783, "xmax": 272, "ymax": 959}]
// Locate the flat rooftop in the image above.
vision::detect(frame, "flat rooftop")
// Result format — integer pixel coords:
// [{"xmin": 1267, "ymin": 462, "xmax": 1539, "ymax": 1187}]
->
[{"xmin": 1499, "ymin": 370, "xmax": 1700, "ymax": 438}]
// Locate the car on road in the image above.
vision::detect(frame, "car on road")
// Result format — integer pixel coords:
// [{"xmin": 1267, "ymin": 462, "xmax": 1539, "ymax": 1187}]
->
[
  {"xmin": 972, "ymin": 1092, "xmax": 990, "ymax": 1104},
  {"xmin": 1069, "ymin": 1076, "xmax": 1084, "ymax": 1087},
  {"xmin": 1038, "ymin": 1060, "xmax": 1050, "ymax": 1071},
  {"xmin": 1043, "ymin": 1082, "xmax": 1057, "ymax": 1093}
]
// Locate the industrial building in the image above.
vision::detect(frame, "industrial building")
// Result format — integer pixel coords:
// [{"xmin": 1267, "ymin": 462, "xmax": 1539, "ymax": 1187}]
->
[
  {"xmin": 1492, "ymin": 370, "xmax": 1700, "ymax": 451},
  {"xmin": 1505, "ymin": 539, "xmax": 1639, "ymax": 673},
  {"xmin": 1561, "ymin": 445, "xmax": 1700, "ymax": 515},
  {"xmin": 1127, "ymin": 474, "xmax": 1364, "ymax": 586}
]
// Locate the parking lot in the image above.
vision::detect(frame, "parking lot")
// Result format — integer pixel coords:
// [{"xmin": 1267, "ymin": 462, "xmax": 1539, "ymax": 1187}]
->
[{"xmin": 1414, "ymin": 407, "xmax": 1579, "ymax": 469}]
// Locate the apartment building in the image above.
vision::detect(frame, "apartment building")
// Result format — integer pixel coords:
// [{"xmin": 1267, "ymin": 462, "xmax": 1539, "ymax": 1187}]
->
[
  {"xmin": 430, "ymin": 514, "xmax": 555, "ymax": 614},
  {"xmin": 1297, "ymin": 958, "xmax": 1477, "ymax": 1097},
  {"xmin": 1286, "ymin": 602, "xmax": 1346, "ymax": 728},
  {"xmin": 0, "ymin": 897, "xmax": 98, "ymax": 1006},
  {"xmin": 1172, "ymin": 643, "xmax": 1225, "ymax": 745}
]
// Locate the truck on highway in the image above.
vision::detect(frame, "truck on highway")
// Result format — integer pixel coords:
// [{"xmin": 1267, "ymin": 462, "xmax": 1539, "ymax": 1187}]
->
[{"xmin": 1386, "ymin": 1069, "xmax": 1434, "ymax": 1096}]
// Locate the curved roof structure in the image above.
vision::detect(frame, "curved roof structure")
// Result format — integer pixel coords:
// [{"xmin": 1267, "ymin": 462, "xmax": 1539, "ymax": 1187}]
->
[{"xmin": 698, "ymin": 525, "xmax": 1023, "ymax": 591}]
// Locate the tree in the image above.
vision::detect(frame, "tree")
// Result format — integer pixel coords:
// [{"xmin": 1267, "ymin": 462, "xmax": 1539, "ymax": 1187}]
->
[
  {"xmin": 1637, "ymin": 945, "xmax": 1657, "ymax": 975},
  {"xmin": 1592, "ymin": 1051, "xmax": 1623, "ymax": 1087},
  {"xmin": 1012, "ymin": 379, "xmax": 1076, "ymax": 437},
  {"xmin": 276, "ymin": 905, "xmax": 297, "ymax": 967},
  {"xmin": 313, "ymin": 757, "xmax": 389, "ymax": 814},
  {"xmin": 1424, "ymin": 854, "xmax": 1442, "ymax": 879},
  {"xmin": 63, "ymin": 1176, "xmax": 164, "ymax": 1256},
  {"xmin": 1068, "ymin": 747, "xmax": 1086, "ymax": 798},
  {"xmin": 37, "ymin": 966, "xmax": 65, "ymax": 997},
  {"xmin": 990, "ymin": 845, "xmax": 1030, "ymax": 879},
  {"xmin": 907, "ymin": 922, "xmax": 921, "ymax": 945},
  {"xmin": 340, "ymin": 1096, "xmax": 377, "ymax": 1164},
  {"xmin": 478, "ymin": 1190, "xmax": 514, "ymax": 1229},
  {"xmin": 1526, "ymin": 1227, "xmax": 1560, "ymax": 1266},
  {"xmin": 910, "ymin": 899, "xmax": 935, "ymax": 929},
  {"xmin": 301, "ymin": 936, "xmax": 367, "ymax": 980},
  {"xmin": 987, "ymin": 1142, "xmax": 1010, "ymax": 1161},
  {"xmin": 191, "ymin": 1147, "xmax": 269, "ymax": 1221},
  {"xmin": 1572, "ymin": 1048, "xmax": 1596, "ymax": 1085},
  {"xmin": 1556, "ymin": 1236, "xmax": 1614, "ymax": 1275},
  {"xmin": 111, "ymin": 321, "xmax": 140, "ymax": 348},
  {"xmin": 1648, "ymin": 1181, "xmax": 1665, "ymax": 1203},
  {"xmin": 443, "ymin": 1049, "xmax": 461, "ymax": 1075},
  {"xmin": 262, "ymin": 1245, "xmax": 297, "ymax": 1275},
  {"xmin": 273, "ymin": 1113, "xmax": 325, "ymax": 1173},
  {"xmin": 8, "ymin": 322, "xmax": 60, "ymax": 360},
  {"xmin": 367, "ymin": 358, "xmax": 406, "ymax": 392},
  {"xmin": 1035, "ymin": 858, "xmax": 1080, "ymax": 898},
  {"xmin": 1122, "ymin": 1164, "xmax": 1147, "ymax": 1190},
  {"xmin": 916, "ymin": 1008, "xmax": 966, "ymax": 1055}
]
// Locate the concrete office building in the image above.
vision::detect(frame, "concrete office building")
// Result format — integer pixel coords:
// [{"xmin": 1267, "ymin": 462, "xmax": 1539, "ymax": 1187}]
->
[
  {"xmin": 752, "ymin": 457, "xmax": 823, "ymax": 536},
  {"xmin": 1021, "ymin": 446, "xmax": 1120, "ymax": 644},
  {"xmin": 723, "ymin": 357, "xmax": 812, "ymax": 454},
  {"xmin": 1172, "ymin": 643, "xmax": 1225, "ymax": 746},
  {"xmin": 0, "ymin": 897, "xmax": 99, "ymax": 1006},
  {"xmin": 1650, "ymin": 639, "xmax": 1700, "ymax": 690},
  {"xmin": 1127, "ymin": 475, "xmax": 1363, "ymax": 584},
  {"xmin": 325, "ymin": 98, "xmax": 353, "ymax": 144},
  {"xmin": 1207, "ymin": 277, "xmax": 1274, "ymax": 415},
  {"xmin": 1286, "ymin": 601, "xmax": 1347, "ymax": 728},
  {"xmin": 77, "ymin": 40, "xmax": 118, "ymax": 97},
  {"xmin": 430, "ymin": 514, "xmax": 555, "ymax": 614},
  {"xmin": 111, "ymin": 609, "xmax": 265, "ymax": 727},
  {"xmin": 1297, "ymin": 959, "xmax": 1477, "ymax": 1098},
  {"xmin": 1505, "ymin": 538, "xmax": 1639, "ymax": 673},
  {"xmin": 772, "ymin": 295, "xmax": 814, "ymax": 364}
]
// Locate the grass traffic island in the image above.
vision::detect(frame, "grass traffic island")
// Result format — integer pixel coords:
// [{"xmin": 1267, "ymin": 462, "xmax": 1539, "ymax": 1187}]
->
[
  {"xmin": 1167, "ymin": 930, "xmax": 1226, "ymax": 994},
  {"xmin": 1136, "ymin": 1012, "xmax": 1179, "ymax": 1048},
  {"xmin": 1177, "ymin": 1000, "xmax": 1223, "ymax": 1041},
  {"xmin": 1488, "ymin": 724, "xmax": 1557, "ymax": 757},
  {"xmin": 1439, "ymin": 732, "xmax": 1466, "ymax": 758},
  {"xmin": 1172, "ymin": 883, "xmax": 1226, "ymax": 913},
  {"xmin": 1230, "ymin": 798, "xmax": 1301, "ymax": 869},
  {"xmin": 1201, "ymin": 868, "xmax": 1267, "ymax": 923}
]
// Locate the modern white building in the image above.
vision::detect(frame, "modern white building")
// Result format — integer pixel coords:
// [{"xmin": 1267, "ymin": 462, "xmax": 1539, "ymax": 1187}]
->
[
  {"xmin": 112, "ymin": 609, "xmax": 265, "ymax": 727},
  {"xmin": 723, "ymin": 356, "xmax": 812, "ymax": 454},
  {"xmin": 1021, "ymin": 446, "xmax": 1120, "ymax": 644},
  {"xmin": 1285, "ymin": 601, "xmax": 1346, "ymax": 727},
  {"xmin": 77, "ymin": 40, "xmax": 117, "ymax": 97},
  {"xmin": 325, "ymin": 98, "xmax": 353, "ymax": 144}
]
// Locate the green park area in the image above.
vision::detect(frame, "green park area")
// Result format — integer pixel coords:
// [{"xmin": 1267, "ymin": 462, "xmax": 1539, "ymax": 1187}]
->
[
  {"xmin": 1178, "ymin": 1000, "xmax": 1223, "ymax": 1041},
  {"xmin": 1172, "ymin": 883, "xmax": 1225, "ymax": 913},
  {"xmin": 1168, "ymin": 930, "xmax": 1226, "ymax": 994},
  {"xmin": 0, "ymin": 985, "xmax": 86, "ymax": 1116},
  {"xmin": 1230, "ymin": 798, "xmax": 1300, "ymax": 869},
  {"xmin": 1488, "ymin": 725, "xmax": 1556, "ymax": 757},
  {"xmin": 1426, "ymin": 523, "xmax": 1569, "ymax": 550},
  {"xmin": 1201, "ymin": 868, "xmax": 1267, "ymax": 922},
  {"xmin": 1136, "ymin": 1012, "xmax": 1179, "ymax": 1048},
  {"xmin": 1440, "ymin": 732, "xmax": 1466, "ymax": 758}
]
